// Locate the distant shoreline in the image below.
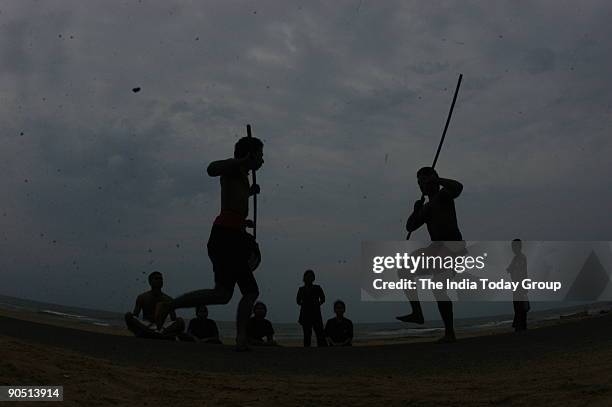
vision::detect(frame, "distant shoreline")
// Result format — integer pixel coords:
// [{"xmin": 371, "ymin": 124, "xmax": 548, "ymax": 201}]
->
[{"xmin": 1, "ymin": 293, "xmax": 610, "ymax": 346}]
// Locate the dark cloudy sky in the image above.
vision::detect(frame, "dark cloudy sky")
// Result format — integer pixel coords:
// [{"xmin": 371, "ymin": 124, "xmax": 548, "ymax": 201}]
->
[{"xmin": 1, "ymin": 1, "xmax": 611, "ymax": 322}]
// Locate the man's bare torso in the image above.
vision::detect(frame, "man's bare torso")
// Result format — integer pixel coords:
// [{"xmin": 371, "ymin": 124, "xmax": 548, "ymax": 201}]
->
[
  {"xmin": 137, "ymin": 291, "xmax": 173, "ymax": 323},
  {"xmin": 220, "ymin": 170, "xmax": 250, "ymax": 218}
]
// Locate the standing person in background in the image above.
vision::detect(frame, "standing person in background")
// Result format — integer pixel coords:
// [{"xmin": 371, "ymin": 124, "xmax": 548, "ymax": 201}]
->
[
  {"xmin": 296, "ymin": 269, "xmax": 326, "ymax": 347},
  {"xmin": 507, "ymin": 239, "xmax": 529, "ymax": 332}
]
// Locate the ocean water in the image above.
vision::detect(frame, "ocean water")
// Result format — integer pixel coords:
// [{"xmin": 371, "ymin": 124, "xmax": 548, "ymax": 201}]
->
[{"xmin": 0, "ymin": 294, "xmax": 608, "ymax": 342}]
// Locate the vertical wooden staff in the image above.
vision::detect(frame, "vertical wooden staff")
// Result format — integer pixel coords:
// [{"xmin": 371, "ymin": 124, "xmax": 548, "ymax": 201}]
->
[
  {"xmin": 246, "ymin": 124, "xmax": 257, "ymax": 239},
  {"xmin": 407, "ymin": 73, "xmax": 463, "ymax": 240}
]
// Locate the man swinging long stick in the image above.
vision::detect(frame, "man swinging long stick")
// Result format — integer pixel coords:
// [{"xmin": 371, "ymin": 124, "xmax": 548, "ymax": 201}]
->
[
  {"xmin": 156, "ymin": 124, "xmax": 263, "ymax": 351},
  {"xmin": 396, "ymin": 74, "xmax": 465, "ymax": 343}
]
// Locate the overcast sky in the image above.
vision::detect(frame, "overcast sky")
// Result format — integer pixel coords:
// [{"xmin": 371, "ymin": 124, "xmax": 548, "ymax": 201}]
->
[{"xmin": 1, "ymin": 1, "xmax": 611, "ymax": 322}]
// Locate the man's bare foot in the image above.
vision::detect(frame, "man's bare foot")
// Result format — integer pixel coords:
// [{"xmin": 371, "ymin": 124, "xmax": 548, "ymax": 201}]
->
[
  {"xmin": 435, "ymin": 334, "xmax": 456, "ymax": 344},
  {"xmin": 396, "ymin": 313, "xmax": 425, "ymax": 324},
  {"xmin": 155, "ymin": 301, "xmax": 173, "ymax": 330}
]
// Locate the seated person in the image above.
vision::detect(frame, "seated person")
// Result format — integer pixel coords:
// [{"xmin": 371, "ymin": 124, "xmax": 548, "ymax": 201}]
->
[
  {"xmin": 124, "ymin": 271, "xmax": 184, "ymax": 339},
  {"xmin": 246, "ymin": 301, "xmax": 277, "ymax": 346},
  {"xmin": 325, "ymin": 300, "xmax": 353, "ymax": 346},
  {"xmin": 185, "ymin": 305, "xmax": 222, "ymax": 344}
]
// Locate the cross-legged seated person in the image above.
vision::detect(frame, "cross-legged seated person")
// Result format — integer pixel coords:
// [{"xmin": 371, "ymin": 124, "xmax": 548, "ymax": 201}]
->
[
  {"xmin": 125, "ymin": 271, "xmax": 185, "ymax": 339},
  {"xmin": 186, "ymin": 305, "xmax": 222, "ymax": 344},
  {"xmin": 247, "ymin": 301, "xmax": 277, "ymax": 346},
  {"xmin": 325, "ymin": 300, "xmax": 353, "ymax": 346}
]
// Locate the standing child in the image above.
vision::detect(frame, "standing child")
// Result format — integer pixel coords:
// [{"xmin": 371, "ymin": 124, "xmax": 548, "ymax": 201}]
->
[
  {"xmin": 296, "ymin": 269, "xmax": 326, "ymax": 347},
  {"xmin": 507, "ymin": 239, "xmax": 529, "ymax": 332}
]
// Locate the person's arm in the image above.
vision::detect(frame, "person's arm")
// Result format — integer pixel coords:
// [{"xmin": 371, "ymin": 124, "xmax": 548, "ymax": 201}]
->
[
  {"xmin": 207, "ymin": 158, "xmax": 243, "ymax": 177},
  {"xmin": 325, "ymin": 321, "xmax": 340, "ymax": 346},
  {"xmin": 438, "ymin": 178, "xmax": 463, "ymax": 200},
  {"xmin": 170, "ymin": 310, "xmax": 177, "ymax": 321},
  {"xmin": 199, "ymin": 321, "xmax": 221, "ymax": 342},
  {"xmin": 335, "ymin": 321, "xmax": 353, "ymax": 346},
  {"xmin": 132, "ymin": 296, "xmax": 142, "ymax": 317},
  {"xmin": 318, "ymin": 286, "xmax": 325, "ymax": 306},
  {"xmin": 207, "ymin": 153, "xmax": 260, "ymax": 177},
  {"xmin": 506, "ymin": 256, "xmax": 517, "ymax": 274},
  {"xmin": 324, "ymin": 321, "xmax": 333, "ymax": 345},
  {"xmin": 266, "ymin": 321, "xmax": 275, "ymax": 344},
  {"xmin": 519, "ymin": 255, "xmax": 528, "ymax": 279},
  {"xmin": 346, "ymin": 321, "xmax": 354, "ymax": 345},
  {"xmin": 406, "ymin": 199, "xmax": 427, "ymax": 233},
  {"xmin": 296, "ymin": 287, "xmax": 303, "ymax": 306},
  {"xmin": 212, "ymin": 321, "xmax": 220, "ymax": 340},
  {"xmin": 337, "ymin": 328, "xmax": 353, "ymax": 346},
  {"xmin": 246, "ymin": 319, "xmax": 265, "ymax": 345},
  {"xmin": 186, "ymin": 320, "xmax": 201, "ymax": 342}
]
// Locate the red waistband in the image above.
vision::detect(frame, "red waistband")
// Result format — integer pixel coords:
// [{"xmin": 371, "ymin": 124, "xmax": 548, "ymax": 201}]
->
[{"xmin": 214, "ymin": 211, "xmax": 246, "ymax": 229}]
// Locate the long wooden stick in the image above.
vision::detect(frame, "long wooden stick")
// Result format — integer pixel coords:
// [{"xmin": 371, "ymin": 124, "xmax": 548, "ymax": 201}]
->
[
  {"xmin": 246, "ymin": 124, "xmax": 257, "ymax": 239},
  {"xmin": 406, "ymin": 74, "xmax": 463, "ymax": 240}
]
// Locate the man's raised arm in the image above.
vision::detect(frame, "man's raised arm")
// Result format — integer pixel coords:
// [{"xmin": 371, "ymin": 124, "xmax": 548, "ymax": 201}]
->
[{"xmin": 438, "ymin": 178, "xmax": 463, "ymax": 199}]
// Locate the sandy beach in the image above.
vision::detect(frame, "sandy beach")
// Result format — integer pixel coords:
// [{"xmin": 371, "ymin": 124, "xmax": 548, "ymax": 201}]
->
[{"xmin": 2, "ymin": 311, "xmax": 612, "ymax": 406}]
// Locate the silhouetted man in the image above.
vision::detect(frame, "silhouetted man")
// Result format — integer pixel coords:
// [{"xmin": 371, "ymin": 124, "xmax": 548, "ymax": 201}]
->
[
  {"xmin": 507, "ymin": 239, "xmax": 529, "ymax": 332},
  {"xmin": 397, "ymin": 167, "xmax": 464, "ymax": 343},
  {"xmin": 297, "ymin": 269, "xmax": 326, "ymax": 347},
  {"xmin": 125, "ymin": 271, "xmax": 185, "ymax": 339},
  {"xmin": 156, "ymin": 136, "xmax": 263, "ymax": 351}
]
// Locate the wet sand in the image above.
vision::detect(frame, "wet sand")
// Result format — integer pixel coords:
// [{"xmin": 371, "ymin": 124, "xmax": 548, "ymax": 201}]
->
[{"xmin": 2, "ymin": 312, "xmax": 612, "ymax": 406}]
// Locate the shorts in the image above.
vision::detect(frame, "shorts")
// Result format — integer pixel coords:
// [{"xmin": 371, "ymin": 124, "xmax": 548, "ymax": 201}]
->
[{"xmin": 207, "ymin": 224, "xmax": 259, "ymax": 295}]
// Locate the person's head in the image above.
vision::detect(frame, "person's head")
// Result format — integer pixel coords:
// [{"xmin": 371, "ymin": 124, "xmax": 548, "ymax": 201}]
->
[
  {"xmin": 253, "ymin": 301, "xmax": 267, "ymax": 319},
  {"xmin": 196, "ymin": 304, "xmax": 208, "ymax": 319},
  {"xmin": 512, "ymin": 239, "xmax": 522, "ymax": 255},
  {"xmin": 417, "ymin": 166, "xmax": 440, "ymax": 197},
  {"xmin": 303, "ymin": 269, "xmax": 315, "ymax": 285},
  {"xmin": 234, "ymin": 136, "xmax": 264, "ymax": 170},
  {"xmin": 333, "ymin": 300, "xmax": 346, "ymax": 318},
  {"xmin": 148, "ymin": 271, "xmax": 163, "ymax": 290}
]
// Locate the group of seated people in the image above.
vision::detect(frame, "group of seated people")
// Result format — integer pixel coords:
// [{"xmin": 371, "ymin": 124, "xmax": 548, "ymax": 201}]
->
[{"xmin": 125, "ymin": 271, "xmax": 354, "ymax": 346}]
